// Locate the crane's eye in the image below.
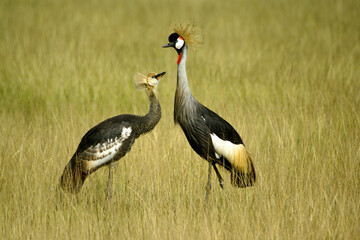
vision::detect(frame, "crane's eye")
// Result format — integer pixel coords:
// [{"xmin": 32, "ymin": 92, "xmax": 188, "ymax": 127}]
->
[{"xmin": 175, "ymin": 37, "xmax": 184, "ymax": 50}]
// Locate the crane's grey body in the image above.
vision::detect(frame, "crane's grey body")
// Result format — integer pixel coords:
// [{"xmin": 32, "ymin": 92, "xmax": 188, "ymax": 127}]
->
[
  {"xmin": 174, "ymin": 45, "xmax": 239, "ymax": 172},
  {"xmin": 164, "ymin": 31, "xmax": 255, "ymax": 201}
]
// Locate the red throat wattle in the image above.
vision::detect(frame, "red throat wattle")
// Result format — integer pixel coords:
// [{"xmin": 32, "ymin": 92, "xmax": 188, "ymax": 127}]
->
[{"xmin": 177, "ymin": 52, "xmax": 182, "ymax": 65}]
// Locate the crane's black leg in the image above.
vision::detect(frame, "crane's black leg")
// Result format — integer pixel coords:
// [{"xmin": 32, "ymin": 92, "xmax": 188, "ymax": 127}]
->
[
  {"xmin": 205, "ymin": 162, "xmax": 212, "ymax": 205},
  {"xmin": 106, "ymin": 161, "xmax": 118, "ymax": 209},
  {"xmin": 212, "ymin": 163, "xmax": 224, "ymax": 190}
]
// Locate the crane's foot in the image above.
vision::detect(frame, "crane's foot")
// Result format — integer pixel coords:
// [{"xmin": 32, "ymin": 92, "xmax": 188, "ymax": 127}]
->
[
  {"xmin": 205, "ymin": 180, "xmax": 212, "ymax": 201},
  {"xmin": 105, "ymin": 186, "xmax": 113, "ymax": 201},
  {"xmin": 212, "ymin": 163, "xmax": 225, "ymax": 190},
  {"xmin": 204, "ymin": 162, "xmax": 213, "ymax": 208},
  {"xmin": 105, "ymin": 182, "xmax": 113, "ymax": 211},
  {"xmin": 105, "ymin": 162, "xmax": 118, "ymax": 211},
  {"xmin": 218, "ymin": 179, "xmax": 224, "ymax": 190}
]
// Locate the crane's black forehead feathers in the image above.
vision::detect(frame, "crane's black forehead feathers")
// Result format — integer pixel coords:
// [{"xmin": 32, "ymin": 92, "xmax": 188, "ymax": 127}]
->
[{"xmin": 168, "ymin": 33, "xmax": 180, "ymax": 42}]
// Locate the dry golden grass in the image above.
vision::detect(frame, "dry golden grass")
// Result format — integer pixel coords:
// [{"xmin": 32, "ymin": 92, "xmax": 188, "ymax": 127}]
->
[{"xmin": 1, "ymin": 0, "xmax": 359, "ymax": 239}]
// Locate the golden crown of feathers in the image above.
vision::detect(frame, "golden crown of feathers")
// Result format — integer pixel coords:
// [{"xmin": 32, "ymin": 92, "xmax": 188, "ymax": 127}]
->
[{"xmin": 172, "ymin": 23, "xmax": 204, "ymax": 47}]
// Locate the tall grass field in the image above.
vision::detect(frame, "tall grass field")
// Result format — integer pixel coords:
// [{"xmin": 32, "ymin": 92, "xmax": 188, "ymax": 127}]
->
[{"xmin": 1, "ymin": 0, "xmax": 359, "ymax": 239}]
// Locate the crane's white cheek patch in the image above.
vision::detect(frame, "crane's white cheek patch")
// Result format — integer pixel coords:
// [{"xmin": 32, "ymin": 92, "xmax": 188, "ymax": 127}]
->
[
  {"xmin": 175, "ymin": 38, "xmax": 184, "ymax": 50},
  {"xmin": 210, "ymin": 133, "xmax": 242, "ymax": 164},
  {"xmin": 83, "ymin": 127, "xmax": 132, "ymax": 170}
]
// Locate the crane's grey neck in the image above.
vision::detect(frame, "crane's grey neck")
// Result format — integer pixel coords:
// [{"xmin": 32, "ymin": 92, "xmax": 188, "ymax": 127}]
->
[
  {"xmin": 142, "ymin": 91, "xmax": 161, "ymax": 134},
  {"xmin": 174, "ymin": 45, "xmax": 198, "ymax": 124}
]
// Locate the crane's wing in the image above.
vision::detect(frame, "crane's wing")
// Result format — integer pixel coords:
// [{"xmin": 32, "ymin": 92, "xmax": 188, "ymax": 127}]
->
[
  {"xmin": 197, "ymin": 104, "xmax": 243, "ymax": 145},
  {"xmin": 180, "ymin": 111, "xmax": 233, "ymax": 171},
  {"xmin": 197, "ymin": 104, "xmax": 255, "ymax": 187},
  {"xmin": 71, "ymin": 116, "xmax": 136, "ymax": 172},
  {"xmin": 77, "ymin": 117, "xmax": 133, "ymax": 152}
]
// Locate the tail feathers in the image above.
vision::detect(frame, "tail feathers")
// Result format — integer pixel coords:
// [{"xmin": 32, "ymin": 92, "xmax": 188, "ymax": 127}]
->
[
  {"xmin": 230, "ymin": 145, "xmax": 256, "ymax": 188},
  {"xmin": 59, "ymin": 159, "xmax": 88, "ymax": 194}
]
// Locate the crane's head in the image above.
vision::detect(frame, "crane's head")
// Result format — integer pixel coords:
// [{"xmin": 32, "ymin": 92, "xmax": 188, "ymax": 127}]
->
[
  {"xmin": 163, "ymin": 23, "xmax": 203, "ymax": 64},
  {"xmin": 162, "ymin": 32, "xmax": 185, "ymax": 55},
  {"xmin": 134, "ymin": 72, "xmax": 166, "ymax": 94}
]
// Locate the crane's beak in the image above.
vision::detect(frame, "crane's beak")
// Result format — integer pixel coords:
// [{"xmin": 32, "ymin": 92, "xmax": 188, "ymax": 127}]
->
[
  {"xmin": 154, "ymin": 72, "xmax": 166, "ymax": 80},
  {"xmin": 162, "ymin": 42, "xmax": 175, "ymax": 48}
]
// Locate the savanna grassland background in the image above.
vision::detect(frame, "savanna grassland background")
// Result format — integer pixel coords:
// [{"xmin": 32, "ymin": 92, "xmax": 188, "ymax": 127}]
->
[{"xmin": 1, "ymin": 0, "xmax": 359, "ymax": 239}]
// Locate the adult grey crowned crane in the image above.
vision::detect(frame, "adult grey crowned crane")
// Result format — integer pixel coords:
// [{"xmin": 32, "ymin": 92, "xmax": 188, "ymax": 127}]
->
[
  {"xmin": 60, "ymin": 72, "xmax": 166, "ymax": 202},
  {"xmin": 163, "ymin": 24, "xmax": 255, "ymax": 199}
]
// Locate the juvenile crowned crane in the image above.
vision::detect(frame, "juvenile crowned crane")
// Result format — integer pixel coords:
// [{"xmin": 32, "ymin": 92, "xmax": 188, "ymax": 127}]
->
[
  {"xmin": 163, "ymin": 24, "xmax": 255, "ymax": 199},
  {"xmin": 60, "ymin": 72, "xmax": 165, "ymax": 201}
]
